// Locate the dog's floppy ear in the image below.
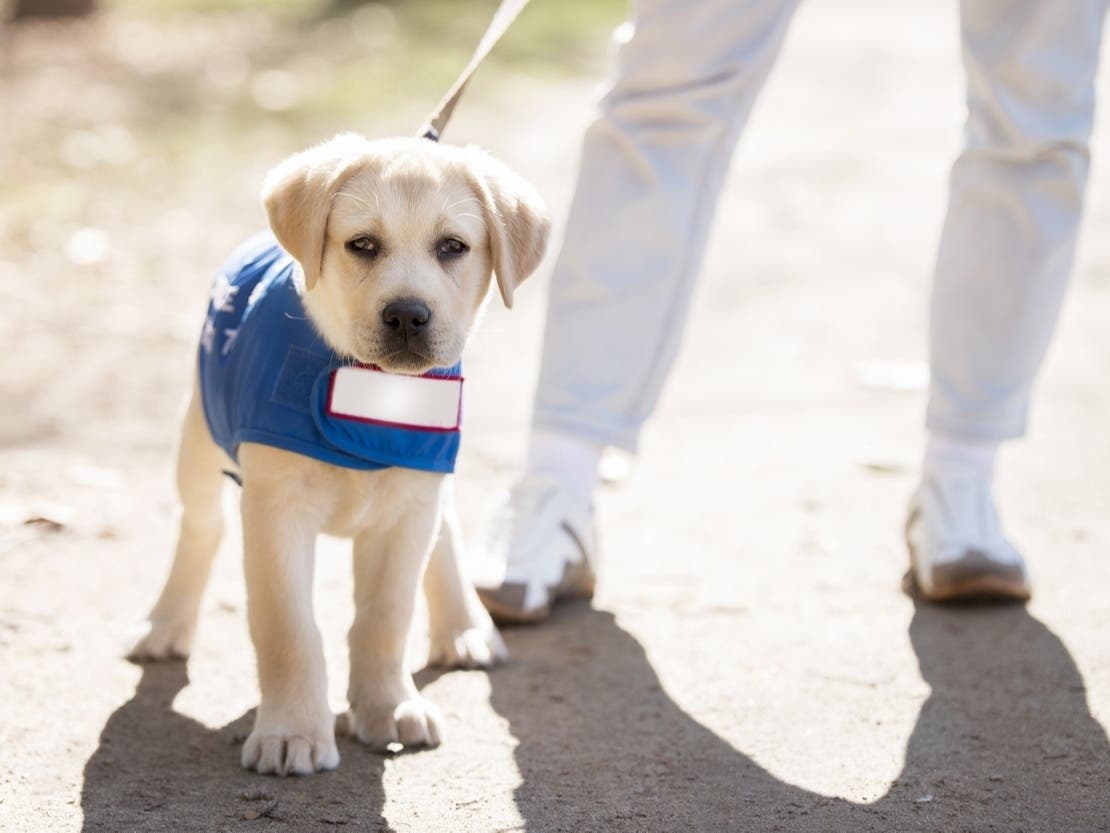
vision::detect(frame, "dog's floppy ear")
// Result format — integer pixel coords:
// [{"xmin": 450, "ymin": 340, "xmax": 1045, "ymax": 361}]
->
[
  {"xmin": 464, "ymin": 148, "xmax": 550, "ymax": 309},
  {"xmin": 261, "ymin": 133, "xmax": 373, "ymax": 291}
]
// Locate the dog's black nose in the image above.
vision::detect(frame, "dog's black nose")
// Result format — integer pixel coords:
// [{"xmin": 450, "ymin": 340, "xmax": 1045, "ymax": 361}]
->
[{"xmin": 381, "ymin": 300, "xmax": 431, "ymax": 332}]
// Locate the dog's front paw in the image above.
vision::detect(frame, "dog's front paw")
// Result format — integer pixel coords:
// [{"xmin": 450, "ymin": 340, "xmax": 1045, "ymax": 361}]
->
[
  {"xmin": 428, "ymin": 621, "xmax": 507, "ymax": 669},
  {"xmin": 341, "ymin": 696, "xmax": 443, "ymax": 752},
  {"xmin": 241, "ymin": 723, "xmax": 340, "ymax": 776},
  {"xmin": 127, "ymin": 618, "xmax": 196, "ymax": 661}
]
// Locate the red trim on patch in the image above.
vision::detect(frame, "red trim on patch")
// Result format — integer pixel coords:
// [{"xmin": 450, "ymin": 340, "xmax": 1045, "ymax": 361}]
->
[{"xmin": 325, "ymin": 366, "xmax": 463, "ymax": 433}]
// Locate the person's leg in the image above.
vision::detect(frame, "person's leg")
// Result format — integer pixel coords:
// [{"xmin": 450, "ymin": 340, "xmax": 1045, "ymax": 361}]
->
[
  {"xmin": 910, "ymin": 0, "xmax": 1108, "ymax": 601},
  {"xmin": 479, "ymin": 0, "xmax": 801, "ymax": 622}
]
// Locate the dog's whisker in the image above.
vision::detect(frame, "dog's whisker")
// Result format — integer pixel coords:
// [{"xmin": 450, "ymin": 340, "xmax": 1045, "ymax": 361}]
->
[
  {"xmin": 453, "ymin": 212, "xmax": 487, "ymax": 228},
  {"xmin": 332, "ymin": 192, "xmax": 377, "ymax": 213},
  {"xmin": 444, "ymin": 196, "xmax": 482, "ymax": 212}
]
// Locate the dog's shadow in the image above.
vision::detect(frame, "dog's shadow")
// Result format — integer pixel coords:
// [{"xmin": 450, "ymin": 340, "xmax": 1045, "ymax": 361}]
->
[
  {"xmin": 488, "ymin": 601, "xmax": 1110, "ymax": 832},
  {"xmin": 79, "ymin": 662, "xmax": 395, "ymax": 832},
  {"xmin": 82, "ymin": 602, "xmax": 1110, "ymax": 832}
]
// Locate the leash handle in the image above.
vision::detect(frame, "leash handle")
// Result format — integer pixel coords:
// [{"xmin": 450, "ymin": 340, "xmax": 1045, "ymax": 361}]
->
[{"xmin": 418, "ymin": 0, "xmax": 531, "ymax": 141}]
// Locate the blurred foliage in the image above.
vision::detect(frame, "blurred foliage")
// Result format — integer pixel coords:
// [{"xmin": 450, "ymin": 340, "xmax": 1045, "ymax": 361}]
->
[
  {"xmin": 11, "ymin": 0, "xmax": 96, "ymax": 19},
  {"xmin": 8, "ymin": 0, "xmax": 626, "ymax": 79},
  {"xmin": 1, "ymin": 0, "xmax": 625, "ymax": 149},
  {"xmin": 0, "ymin": 0, "xmax": 624, "ymax": 344}
]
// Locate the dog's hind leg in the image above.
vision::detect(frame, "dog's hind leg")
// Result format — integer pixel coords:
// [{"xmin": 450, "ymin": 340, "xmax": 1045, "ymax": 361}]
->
[
  {"xmin": 130, "ymin": 382, "xmax": 227, "ymax": 661},
  {"xmin": 424, "ymin": 479, "xmax": 507, "ymax": 668}
]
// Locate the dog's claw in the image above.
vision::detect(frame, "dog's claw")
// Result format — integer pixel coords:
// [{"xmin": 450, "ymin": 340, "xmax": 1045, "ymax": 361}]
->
[
  {"xmin": 127, "ymin": 619, "xmax": 195, "ymax": 661},
  {"xmin": 241, "ymin": 729, "xmax": 340, "ymax": 776},
  {"xmin": 427, "ymin": 625, "xmax": 507, "ymax": 669},
  {"xmin": 342, "ymin": 696, "xmax": 443, "ymax": 752}
]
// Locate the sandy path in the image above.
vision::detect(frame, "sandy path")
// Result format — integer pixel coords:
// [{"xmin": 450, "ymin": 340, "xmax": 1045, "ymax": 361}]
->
[{"xmin": 2, "ymin": 2, "xmax": 1109, "ymax": 831}]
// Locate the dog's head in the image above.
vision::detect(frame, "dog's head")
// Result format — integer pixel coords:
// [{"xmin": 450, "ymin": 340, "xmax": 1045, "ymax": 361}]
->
[{"xmin": 261, "ymin": 133, "xmax": 550, "ymax": 374}]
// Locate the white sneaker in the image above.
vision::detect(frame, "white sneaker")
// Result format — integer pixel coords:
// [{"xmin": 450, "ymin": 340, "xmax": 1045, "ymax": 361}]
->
[
  {"xmin": 476, "ymin": 476, "xmax": 597, "ymax": 624},
  {"xmin": 905, "ymin": 472, "xmax": 1031, "ymax": 602}
]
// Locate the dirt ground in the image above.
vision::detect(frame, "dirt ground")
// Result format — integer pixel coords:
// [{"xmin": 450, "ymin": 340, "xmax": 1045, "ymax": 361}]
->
[{"xmin": 3, "ymin": 2, "xmax": 1110, "ymax": 832}]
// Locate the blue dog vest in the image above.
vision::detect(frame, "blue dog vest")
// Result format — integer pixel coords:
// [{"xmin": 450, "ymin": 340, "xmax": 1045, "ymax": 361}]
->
[{"xmin": 198, "ymin": 232, "xmax": 462, "ymax": 473}]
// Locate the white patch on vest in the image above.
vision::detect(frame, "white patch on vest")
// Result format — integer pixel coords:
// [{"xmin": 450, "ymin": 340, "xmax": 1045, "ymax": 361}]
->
[
  {"xmin": 200, "ymin": 317, "xmax": 216, "ymax": 354},
  {"xmin": 221, "ymin": 327, "xmax": 240, "ymax": 357},
  {"xmin": 327, "ymin": 366, "xmax": 462, "ymax": 431},
  {"xmin": 209, "ymin": 274, "xmax": 239, "ymax": 313},
  {"xmin": 247, "ymin": 279, "xmax": 268, "ymax": 308}
]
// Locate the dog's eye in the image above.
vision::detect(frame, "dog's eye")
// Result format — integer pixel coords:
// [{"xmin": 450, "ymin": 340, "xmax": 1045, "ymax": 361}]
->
[
  {"xmin": 346, "ymin": 236, "xmax": 379, "ymax": 257},
  {"xmin": 436, "ymin": 237, "xmax": 469, "ymax": 261}
]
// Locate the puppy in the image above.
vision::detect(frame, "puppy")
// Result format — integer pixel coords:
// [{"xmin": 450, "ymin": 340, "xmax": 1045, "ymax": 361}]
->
[{"xmin": 130, "ymin": 134, "xmax": 549, "ymax": 775}]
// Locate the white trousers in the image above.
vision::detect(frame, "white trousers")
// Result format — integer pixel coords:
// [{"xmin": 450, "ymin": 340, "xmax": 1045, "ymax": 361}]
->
[{"xmin": 532, "ymin": 0, "xmax": 1108, "ymax": 452}]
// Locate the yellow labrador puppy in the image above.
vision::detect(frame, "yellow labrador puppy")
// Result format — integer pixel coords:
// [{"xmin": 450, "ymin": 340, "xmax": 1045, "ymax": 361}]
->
[{"xmin": 130, "ymin": 134, "xmax": 549, "ymax": 775}]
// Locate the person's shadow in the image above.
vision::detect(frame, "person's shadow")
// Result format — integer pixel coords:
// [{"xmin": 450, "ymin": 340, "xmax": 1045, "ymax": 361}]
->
[
  {"xmin": 82, "ymin": 601, "xmax": 1110, "ymax": 832},
  {"xmin": 487, "ymin": 600, "xmax": 1110, "ymax": 832},
  {"xmin": 79, "ymin": 662, "xmax": 394, "ymax": 832}
]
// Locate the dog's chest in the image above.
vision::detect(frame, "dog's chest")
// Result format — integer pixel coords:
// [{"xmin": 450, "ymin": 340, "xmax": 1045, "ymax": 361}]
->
[{"xmin": 320, "ymin": 466, "xmax": 443, "ymax": 538}]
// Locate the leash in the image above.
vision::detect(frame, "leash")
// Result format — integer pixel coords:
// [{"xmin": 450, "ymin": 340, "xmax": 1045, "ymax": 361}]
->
[{"xmin": 418, "ymin": 0, "xmax": 531, "ymax": 142}]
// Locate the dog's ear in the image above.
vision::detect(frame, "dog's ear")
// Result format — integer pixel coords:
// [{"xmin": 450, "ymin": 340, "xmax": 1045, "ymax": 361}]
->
[
  {"xmin": 261, "ymin": 133, "xmax": 373, "ymax": 291},
  {"xmin": 463, "ymin": 148, "xmax": 550, "ymax": 309}
]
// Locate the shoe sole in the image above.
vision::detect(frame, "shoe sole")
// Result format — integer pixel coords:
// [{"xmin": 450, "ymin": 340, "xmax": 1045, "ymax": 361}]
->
[
  {"xmin": 915, "ymin": 572, "xmax": 1031, "ymax": 603},
  {"xmin": 479, "ymin": 593, "xmax": 553, "ymax": 625},
  {"xmin": 479, "ymin": 586, "xmax": 599, "ymax": 626},
  {"xmin": 478, "ymin": 577, "xmax": 596, "ymax": 626},
  {"xmin": 904, "ymin": 515, "xmax": 1031, "ymax": 603}
]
